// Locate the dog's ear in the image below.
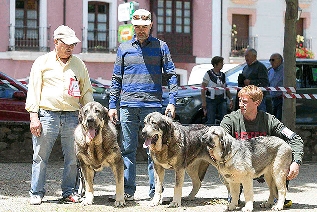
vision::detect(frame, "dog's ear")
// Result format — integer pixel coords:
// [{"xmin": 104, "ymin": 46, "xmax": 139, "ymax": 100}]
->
[
  {"xmin": 216, "ymin": 126, "xmax": 232, "ymax": 157},
  {"xmin": 102, "ymin": 106, "xmax": 109, "ymax": 122},
  {"xmin": 78, "ymin": 106, "xmax": 84, "ymax": 123},
  {"xmin": 201, "ymin": 127, "xmax": 216, "ymax": 149},
  {"xmin": 160, "ymin": 115, "xmax": 173, "ymax": 143},
  {"xmin": 201, "ymin": 131, "xmax": 209, "ymax": 145}
]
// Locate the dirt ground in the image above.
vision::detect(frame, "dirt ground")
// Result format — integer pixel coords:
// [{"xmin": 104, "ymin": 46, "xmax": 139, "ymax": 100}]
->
[{"xmin": 0, "ymin": 162, "xmax": 316, "ymax": 212}]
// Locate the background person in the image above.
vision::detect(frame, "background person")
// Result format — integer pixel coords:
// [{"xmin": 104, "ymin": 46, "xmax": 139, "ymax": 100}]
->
[
  {"xmin": 268, "ymin": 53, "xmax": 284, "ymax": 121},
  {"xmin": 220, "ymin": 85, "xmax": 303, "ymax": 208},
  {"xmin": 26, "ymin": 25, "xmax": 94, "ymax": 205},
  {"xmin": 201, "ymin": 56, "xmax": 233, "ymax": 125},
  {"xmin": 238, "ymin": 48, "xmax": 269, "ymax": 111},
  {"xmin": 108, "ymin": 9, "xmax": 178, "ymax": 200}
]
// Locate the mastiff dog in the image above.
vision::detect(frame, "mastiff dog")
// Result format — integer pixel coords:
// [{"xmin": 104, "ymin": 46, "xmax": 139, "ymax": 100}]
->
[
  {"xmin": 142, "ymin": 112, "xmax": 216, "ymax": 207},
  {"xmin": 74, "ymin": 101, "xmax": 125, "ymax": 207},
  {"xmin": 202, "ymin": 126, "xmax": 292, "ymax": 211}
]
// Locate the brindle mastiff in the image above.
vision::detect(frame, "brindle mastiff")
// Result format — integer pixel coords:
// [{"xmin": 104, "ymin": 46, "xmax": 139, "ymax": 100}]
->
[
  {"xmin": 74, "ymin": 101, "xmax": 125, "ymax": 207},
  {"xmin": 202, "ymin": 126, "xmax": 292, "ymax": 211},
  {"xmin": 142, "ymin": 112, "xmax": 216, "ymax": 207}
]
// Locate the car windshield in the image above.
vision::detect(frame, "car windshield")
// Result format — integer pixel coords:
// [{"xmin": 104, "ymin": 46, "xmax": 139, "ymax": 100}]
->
[{"xmin": 225, "ymin": 60, "xmax": 271, "ymax": 86}]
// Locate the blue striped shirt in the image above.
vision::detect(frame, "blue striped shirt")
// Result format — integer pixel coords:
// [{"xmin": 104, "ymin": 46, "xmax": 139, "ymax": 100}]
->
[{"xmin": 109, "ymin": 35, "xmax": 178, "ymax": 109}]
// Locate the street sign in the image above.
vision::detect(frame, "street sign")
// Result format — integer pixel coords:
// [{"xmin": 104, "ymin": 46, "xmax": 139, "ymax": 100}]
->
[
  {"xmin": 118, "ymin": 1, "xmax": 139, "ymax": 22},
  {"xmin": 118, "ymin": 24, "xmax": 134, "ymax": 43}
]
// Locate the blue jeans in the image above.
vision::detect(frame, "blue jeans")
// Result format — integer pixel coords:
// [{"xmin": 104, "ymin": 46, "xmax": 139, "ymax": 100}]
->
[
  {"xmin": 120, "ymin": 107, "xmax": 160, "ymax": 196},
  {"xmin": 206, "ymin": 96, "xmax": 227, "ymax": 125},
  {"xmin": 30, "ymin": 109, "xmax": 79, "ymax": 198}
]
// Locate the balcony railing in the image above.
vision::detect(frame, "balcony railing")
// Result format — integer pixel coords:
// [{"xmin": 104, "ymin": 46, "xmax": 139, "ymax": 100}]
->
[
  {"xmin": 230, "ymin": 36, "xmax": 258, "ymax": 57},
  {"xmin": 82, "ymin": 28, "xmax": 117, "ymax": 53},
  {"xmin": 8, "ymin": 25, "xmax": 51, "ymax": 52}
]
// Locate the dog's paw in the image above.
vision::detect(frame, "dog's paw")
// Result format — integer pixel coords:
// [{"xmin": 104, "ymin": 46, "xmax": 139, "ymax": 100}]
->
[
  {"xmin": 81, "ymin": 198, "xmax": 93, "ymax": 206},
  {"xmin": 228, "ymin": 202, "xmax": 238, "ymax": 211},
  {"xmin": 271, "ymin": 204, "xmax": 283, "ymax": 211},
  {"xmin": 149, "ymin": 200, "xmax": 160, "ymax": 207},
  {"xmin": 168, "ymin": 201, "xmax": 181, "ymax": 208},
  {"xmin": 184, "ymin": 193, "xmax": 196, "ymax": 201},
  {"xmin": 242, "ymin": 201, "xmax": 253, "ymax": 212},
  {"xmin": 149, "ymin": 195, "xmax": 161, "ymax": 207},
  {"xmin": 81, "ymin": 192, "xmax": 94, "ymax": 206},
  {"xmin": 242, "ymin": 206, "xmax": 253, "ymax": 212},
  {"xmin": 114, "ymin": 200, "xmax": 125, "ymax": 207}
]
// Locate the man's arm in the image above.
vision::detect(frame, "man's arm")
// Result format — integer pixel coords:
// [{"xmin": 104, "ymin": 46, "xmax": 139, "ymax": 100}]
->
[
  {"xmin": 109, "ymin": 47, "xmax": 124, "ymax": 110},
  {"xmin": 251, "ymin": 62, "xmax": 269, "ymax": 87},
  {"xmin": 161, "ymin": 41, "xmax": 177, "ymax": 117}
]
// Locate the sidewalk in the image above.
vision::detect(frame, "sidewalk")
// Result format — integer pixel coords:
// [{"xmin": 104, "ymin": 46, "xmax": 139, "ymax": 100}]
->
[{"xmin": 0, "ymin": 162, "xmax": 316, "ymax": 212}]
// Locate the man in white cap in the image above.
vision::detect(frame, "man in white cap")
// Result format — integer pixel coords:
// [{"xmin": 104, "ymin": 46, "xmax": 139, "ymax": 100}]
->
[
  {"xmin": 109, "ymin": 9, "xmax": 177, "ymax": 200},
  {"xmin": 26, "ymin": 25, "xmax": 93, "ymax": 205}
]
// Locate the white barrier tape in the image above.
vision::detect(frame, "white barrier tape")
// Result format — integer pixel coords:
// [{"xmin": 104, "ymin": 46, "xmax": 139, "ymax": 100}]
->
[
  {"xmin": 162, "ymin": 86, "xmax": 317, "ymax": 100},
  {"xmin": 163, "ymin": 85, "xmax": 296, "ymax": 92},
  {"xmin": 283, "ymin": 93, "xmax": 317, "ymax": 99}
]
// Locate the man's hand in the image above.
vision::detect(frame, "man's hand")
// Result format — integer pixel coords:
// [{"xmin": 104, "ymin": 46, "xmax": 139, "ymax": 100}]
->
[
  {"xmin": 165, "ymin": 104, "xmax": 176, "ymax": 118},
  {"xmin": 30, "ymin": 112, "xmax": 41, "ymax": 137},
  {"xmin": 108, "ymin": 109, "xmax": 118, "ymax": 124},
  {"xmin": 244, "ymin": 79, "xmax": 251, "ymax": 86},
  {"xmin": 287, "ymin": 161, "xmax": 300, "ymax": 180}
]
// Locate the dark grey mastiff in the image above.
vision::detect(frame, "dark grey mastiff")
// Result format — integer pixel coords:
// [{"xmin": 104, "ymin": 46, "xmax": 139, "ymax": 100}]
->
[
  {"xmin": 142, "ymin": 112, "xmax": 216, "ymax": 207},
  {"xmin": 202, "ymin": 126, "xmax": 292, "ymax": 211},
  {"xmin": 74, "ymin": 101, "xmax": 125, "ymax": 207}
]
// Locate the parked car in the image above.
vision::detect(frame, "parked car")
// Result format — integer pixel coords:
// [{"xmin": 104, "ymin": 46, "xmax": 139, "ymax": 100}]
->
[
  {"xmin": 0, "ymin": 72, "xmax": 29, "ymax": 122},
  {"xmin": 162, "ymin": 60, "xmax": 270, "ymax": 124},
  {"xmin": 163, "ymin": 59, "xmax": 317, "ymax": 125},
  {"xmin": 91, "ymin": 78, "xmax": 110, "ymax": 108},
  {"xmin": 0, "ymin": 76, "xmax": 110, "ymax": 123}
]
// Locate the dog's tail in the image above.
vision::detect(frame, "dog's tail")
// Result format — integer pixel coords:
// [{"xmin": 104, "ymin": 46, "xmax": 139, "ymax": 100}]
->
[{"xmin": 198, "ymin": 160, "xmax": 209, "ymax": 181}]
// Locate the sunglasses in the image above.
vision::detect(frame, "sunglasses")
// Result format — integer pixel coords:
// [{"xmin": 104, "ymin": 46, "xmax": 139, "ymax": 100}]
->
[
  {"xmin": 269, "ymin": 58, "xmax": 278, "ymax": 62},
  {"xmin": 59, "ymin": 39, "xmax": 77, "ymax": 47},
  {"xmin": 132, "ymin": 15, "xmax": 151, "ymax": 21}
]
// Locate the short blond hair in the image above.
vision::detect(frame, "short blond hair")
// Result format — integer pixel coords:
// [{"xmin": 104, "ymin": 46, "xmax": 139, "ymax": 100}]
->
[{"xmin": 238, "ymin": 85, "xmax": 263, "ymax": 103}]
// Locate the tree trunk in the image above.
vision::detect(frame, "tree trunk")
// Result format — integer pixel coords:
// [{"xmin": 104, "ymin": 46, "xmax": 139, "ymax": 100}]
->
[{"xmin": 283, "ymin": 0, "xmax": 298, "ymax": 129}]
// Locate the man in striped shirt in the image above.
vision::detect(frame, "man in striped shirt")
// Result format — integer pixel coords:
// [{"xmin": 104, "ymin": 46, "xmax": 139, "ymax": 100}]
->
[{"xmin": 108, "ymin": 9, "xmax": 178, "ymax": 200}]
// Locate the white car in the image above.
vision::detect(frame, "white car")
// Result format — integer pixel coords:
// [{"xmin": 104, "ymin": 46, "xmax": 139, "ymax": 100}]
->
[{"xmin": 188, "ymin": 63, "xmax": 239, "ymax": 85}]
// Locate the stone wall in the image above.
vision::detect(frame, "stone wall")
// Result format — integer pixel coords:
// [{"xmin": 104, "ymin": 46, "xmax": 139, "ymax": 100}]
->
[{"xmin": 0, "ymin": 122, "xmax": 316, "ymax": 163}]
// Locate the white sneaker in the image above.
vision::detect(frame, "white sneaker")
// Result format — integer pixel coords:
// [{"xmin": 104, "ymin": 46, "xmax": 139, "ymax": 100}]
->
[{"xmin": 30, "ymin": 195, "xmax": 42, "ymax": 205}]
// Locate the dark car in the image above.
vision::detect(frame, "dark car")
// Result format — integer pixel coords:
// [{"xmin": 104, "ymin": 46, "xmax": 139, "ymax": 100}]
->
[
  {"xmin": 293, "ymin": 59, "xmax": 317, "ymax": 125},
  {"xmin": 0, "ymin": 72, "xmax": 29, "ymax": 122},
  {"xmin": 164, "ymin": 59, "xmax": 317, "ymax": 125},
  {"xmin": 90, "ymin": 78, "xmax": 110, "ymax": 108},
  {"xmin": 162, "ymin": 88, "xmax": 206, "ymax": 124}
]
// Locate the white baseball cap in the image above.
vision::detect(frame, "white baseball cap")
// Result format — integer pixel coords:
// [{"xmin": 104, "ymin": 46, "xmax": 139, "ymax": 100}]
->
[
  {"xmin": 131, "ymin": 9, "xmax": 152, "ymax": 26},
  {"xmin": 53, "ymin": 25, "xmax": 81, "ymax": 45}
]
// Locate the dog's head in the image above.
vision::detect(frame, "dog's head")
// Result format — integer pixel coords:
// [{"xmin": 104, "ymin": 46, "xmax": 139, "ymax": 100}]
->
[
  {"xmin": 78, "ymin": 101, "xmax": 109, "ymax": 141},
  {"xmin": 201, "ymin": 126, "xmax": 231, "ymax": 161},
  {"xmin": 141, "ymin": 112, "xmax": 173, "ymax": 151}
]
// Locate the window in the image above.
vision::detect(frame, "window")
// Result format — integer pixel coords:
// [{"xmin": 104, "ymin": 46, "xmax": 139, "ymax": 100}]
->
[
  {"xmin": 15, "ymin": 0, "xmax": 39, "ymax": 50},
  {"xmin": 87, "ymin": 2, "xmax": 110, "ymax": 52},
  {"xmin": 231, "ymin": 14, "xmax": 249, "ymax": 57},
  {"xmin": 296, "ymin": 63, "xmax": 317, "ymax": 88},
  {"xmin": 154, "ymin": 0, "xmax": 193, "ymax": 62}
]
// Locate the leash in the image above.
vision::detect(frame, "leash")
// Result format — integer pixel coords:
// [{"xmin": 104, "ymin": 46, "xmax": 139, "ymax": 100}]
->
[{"xmin": 76, "ymin": 160, "xmax": 85, "ymax": 197}]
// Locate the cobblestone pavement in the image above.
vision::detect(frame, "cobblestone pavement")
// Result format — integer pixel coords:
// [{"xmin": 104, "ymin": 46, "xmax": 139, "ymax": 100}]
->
[{"xmin": 0, "ymin": 161, "xmax": 316, "ymax": 212}]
